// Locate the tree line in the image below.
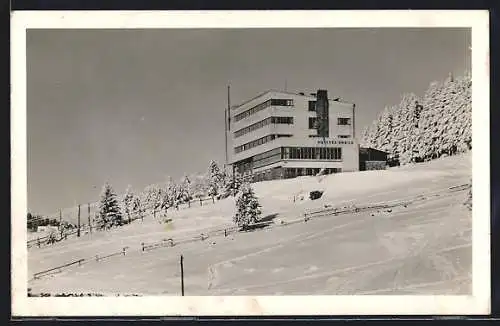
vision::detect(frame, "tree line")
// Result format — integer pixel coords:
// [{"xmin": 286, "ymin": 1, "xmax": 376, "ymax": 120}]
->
[
  {"xmin": 29, "ymin": 159, "xmax": 264, "ymax": 235},
  {"xmin": 361, "ymin": 73, "xmax": 472, "ymax": 165},
  {"xmin": 94, "ymin": 160, "xmax": 261, "ymax": 231}
]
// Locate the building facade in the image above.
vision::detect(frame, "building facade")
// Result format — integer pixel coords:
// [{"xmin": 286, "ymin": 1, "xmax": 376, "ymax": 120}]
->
[{"xmin": 226, "ymin": 89, "xmax": 359, "ymax": 181}]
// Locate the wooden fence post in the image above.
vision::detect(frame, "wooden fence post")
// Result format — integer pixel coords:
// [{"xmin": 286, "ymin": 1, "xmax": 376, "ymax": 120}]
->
[
  {"xmin": 141, "ymin": 242, "xmax": 145, "ymax": 251},
  {"xmin": 200, "ymin": 198, "xmax": 202, "ymax": 206},
  {"xmin": 122, "ymin": 247, "xmax": 127, "ymax": 256},
  {"xmin": 37, "ymin": 237, "xmax": 40, "ymax": 248},
  {"xmin": 180, "ymin": 255, "xmax": 184, "ymax": 296},
  {"xmin": 88, "ymin": 203, "xmax": 92, "ymax": 234},
  {"xmin": 224, "ymin": 229, "xmax": 227, "ymax": 237},
  {"xmin": 59, "ymin": 209, "xmax": 62, "ymax": 236},
  {"xmin": 212, "ymin": 196, "xmax": 215, "ymax": 204},
  {"xmin": 77, "ymin": 205, "xmax": 81, "ymax": 237}
]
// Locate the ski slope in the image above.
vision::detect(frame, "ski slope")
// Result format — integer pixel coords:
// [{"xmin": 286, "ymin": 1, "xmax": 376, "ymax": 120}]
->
[{"xmin": 28, "ymin": 152, "xmax": 472, "ymax": 295}]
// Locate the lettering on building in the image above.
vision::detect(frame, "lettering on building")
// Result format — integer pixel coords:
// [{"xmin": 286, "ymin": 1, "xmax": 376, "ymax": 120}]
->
[{"xmin": 317, "ymin": 140, "xmax": 354, "ymax": 145}]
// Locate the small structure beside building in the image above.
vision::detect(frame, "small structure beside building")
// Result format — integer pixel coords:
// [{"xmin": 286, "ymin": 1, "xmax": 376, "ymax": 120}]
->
[{"xmin": 359, "ymin": 147, "xmax": 389, "ymax": 171}]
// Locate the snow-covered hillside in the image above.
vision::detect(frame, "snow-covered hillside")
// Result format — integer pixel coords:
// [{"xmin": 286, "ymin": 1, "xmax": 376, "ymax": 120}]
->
[
  {"xmin": 362, "ymin": 74, "xmax": 471, "ymax": 165},
  {"xmin": 28, "ymin": 152, "xmax": 472, "ymax": 295}
]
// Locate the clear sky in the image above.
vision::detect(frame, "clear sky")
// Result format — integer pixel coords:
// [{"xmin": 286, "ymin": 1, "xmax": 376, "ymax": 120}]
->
[{"xmin": 26, "ymin": 28, "xmax": 471, "ymax": 215}]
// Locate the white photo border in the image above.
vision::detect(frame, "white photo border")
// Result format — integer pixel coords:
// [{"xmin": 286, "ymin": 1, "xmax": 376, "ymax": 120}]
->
[{"xmin": 11, "ymin": 10, "xmax": 490, "ymax": 316}]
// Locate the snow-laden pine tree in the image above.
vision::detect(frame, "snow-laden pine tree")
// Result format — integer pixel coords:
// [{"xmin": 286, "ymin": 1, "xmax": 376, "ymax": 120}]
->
[
  {"xmin": 206, "ymin": 160, "xmax": 224, "ymax": 198},
  {"xmin": 416, "ymin": 74, "xmax": 472, "ymax": 161},
  {"xmin": 143, "ymin": 184, "xmax": 163, "ymax": 218},
  {"xmin": 361, "ymin": 73, "xmax": 471, "ymax": 165},
  {"xmin": 192, "ymin": 174, "xmax": 207, "ymax": 199},
  {"xmin": 233, "ymin": 183, "xmax": 261, "ymax": 229},
  {"xmin": 97, "ymin": 182, "xmax": 123, "ymax": 229},
  {"xmin": 392, "ymin": 93, "xmax": 423, "ymax": 164},
  {"xmin": 131, "ymin": 195, "xmax": 145, "ymax": 222},
  {"xmin": 163, "ymin": 176, "xmax": 178, "ymax": 210},
  {"xmin": 367, "ymin": 105, "xmax": 396, "ymax": 154},
  {"xmin": 179, "ymin": 175, "xmax": 193, "ymax": 204},
  {"xmin": 122, "ymin": 185, "xmax": 134, "ymax": 224},
  {"xmin": 223, "ymin": 171, "xmax": 244, "ymax": 198}
]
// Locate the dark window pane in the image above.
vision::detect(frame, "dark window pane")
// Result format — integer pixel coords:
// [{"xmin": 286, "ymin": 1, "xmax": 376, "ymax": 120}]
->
[
  {"xmin": 308, "ymin": 101, "xmax": 316, "ymax": 111},
  {"xmin": 338, "ymin": 118, "xmax": 351, "ymax": 125}
]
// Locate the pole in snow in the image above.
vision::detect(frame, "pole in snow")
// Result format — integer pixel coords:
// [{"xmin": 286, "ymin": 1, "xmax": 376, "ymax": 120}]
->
[{"xmin": 180, "ymin": 255, "xmax": 185, "ymax": 296}]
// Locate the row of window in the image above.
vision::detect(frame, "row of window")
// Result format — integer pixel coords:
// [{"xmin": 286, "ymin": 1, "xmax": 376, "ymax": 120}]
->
[
  {"xmin": 234, "ymin": 134, "xmax": 292, "ymax": 154},
  {"xmin": 253, "ymin": 147, "xmax": 282, "ymax": 169},
  {"xmin": 283, "ymin": 147, "xmax": 342, "ymax": 160},
  {"xmin": 234, "ymin": 116, "xmax": 294, "ymax": 138},
  {"xmin": 308, "ymin": 117, "xmax": 352, "ymax": 129},
  {"xmin": 252, "ymin": 167, "xmax": 343, "ymax": 182},
  {"xmin": 234, "ymin": 98, "xmax": 294, "ymax": 122},
  {"xmin": 234, "ymin": 146, "xmax": 344, "ymax": 172},
  {"xmin": 309, "ymin": 135, "xmax": 352, "ymax": 139},
  {"xmin": 254, "ymin": 152, "xmax": 282, "ymax": 169},
  {"xmin": 253, "ymin": 147, "xmax": 281, "ymax": 162}
]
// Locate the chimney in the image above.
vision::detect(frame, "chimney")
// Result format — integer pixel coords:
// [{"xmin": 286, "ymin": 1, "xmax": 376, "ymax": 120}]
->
[{"xmin": 316, "ymin": 90, "xmax": 329, "ymax": 138}]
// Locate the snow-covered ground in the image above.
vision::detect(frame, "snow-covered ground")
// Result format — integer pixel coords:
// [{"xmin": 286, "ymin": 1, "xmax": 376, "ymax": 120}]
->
[{"xmin": 28, "ymin": 152, "xmax": 472, "ymax": 295}]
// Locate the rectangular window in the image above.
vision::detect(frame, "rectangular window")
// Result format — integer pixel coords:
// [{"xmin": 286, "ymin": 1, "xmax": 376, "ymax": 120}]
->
[
  {"xmin": 234, "ymin": 116, "xmax": 294, "ymax": 138},
  {"xmin": 235, "ymin": 99, "xmax": 293, "ymax": 122},
  {"xmin": 271, "ymin": 99, "xmax": 294, "ymax": 107},
  {"xmin": 234, "ymin": 133, "xmax": 288, "ymax": 154},
  {"xmin": 338, "ymin": 118, "xmax": 351, "ymax": 125},
  {"xmin": 308, "ymin": 101, "xmax": 316, "ymax": 112},
  {"xmin": 282, "ymin": 147, "xmax": 342, "ymax": 160},
  {"xmin": 338, "ymin": 135, "xmax": 350, "ymax": 139},
  {"xmin": 309, "ymin": 117, "xmax": 318, "ymax": 129}
]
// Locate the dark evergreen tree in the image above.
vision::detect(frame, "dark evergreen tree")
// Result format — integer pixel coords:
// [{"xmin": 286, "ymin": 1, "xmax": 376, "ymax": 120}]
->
[{"xmin": 97, "ymin": 182, "xmax": 123, "ymax": 229}]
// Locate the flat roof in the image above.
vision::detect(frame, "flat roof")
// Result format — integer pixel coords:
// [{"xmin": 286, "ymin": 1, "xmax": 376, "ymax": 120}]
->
[
  {"xmin": 360, "ymin": 147, "xmax": 389, "ymax": 154},
  {"xmin": 231, "ymin": 89, "xmax": 354, "ymax": 110}
]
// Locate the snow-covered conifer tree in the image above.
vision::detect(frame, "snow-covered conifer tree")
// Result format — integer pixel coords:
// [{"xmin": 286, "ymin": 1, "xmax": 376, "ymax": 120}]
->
[
  {"xmin": 361, "ymin": 73, "xmax": 471, "ymax": 165},
  {"xmin": 192, "ymin": 174, "xmax": 207, "ymax": 199},
  {"xmin": 97, "ymin": 182, "xmax": 123, "ymax": 229},
  {"xmin": 179, "ymin": 175, "xmax": 193, "ymax": 203},
  {"xmin": 131, "ymin": 195, "xmax": 145, "ymax": 221},
  {"xmin": 122, "ymin": 185, "xmax": 134, "ymax": 224},
  {"xmin": 393, "ymin": 93, "xmax": 422, "ymax": 164},
  {"xmin": 143, "ymin": 184, "xmax": 162, "ymax": 218},
  {"xmin": 206, "ymin": 160, "xmax": 224, "ymax": 198},
  {"xmin": 233, "ymin": 183, "xmax": 261, "ymax": 229}
]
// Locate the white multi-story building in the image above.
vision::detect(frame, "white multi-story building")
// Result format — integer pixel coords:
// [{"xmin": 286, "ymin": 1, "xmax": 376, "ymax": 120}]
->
[{"xmin": 225, "ymin": 89, "xmax": 359, "ymax": 181}]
